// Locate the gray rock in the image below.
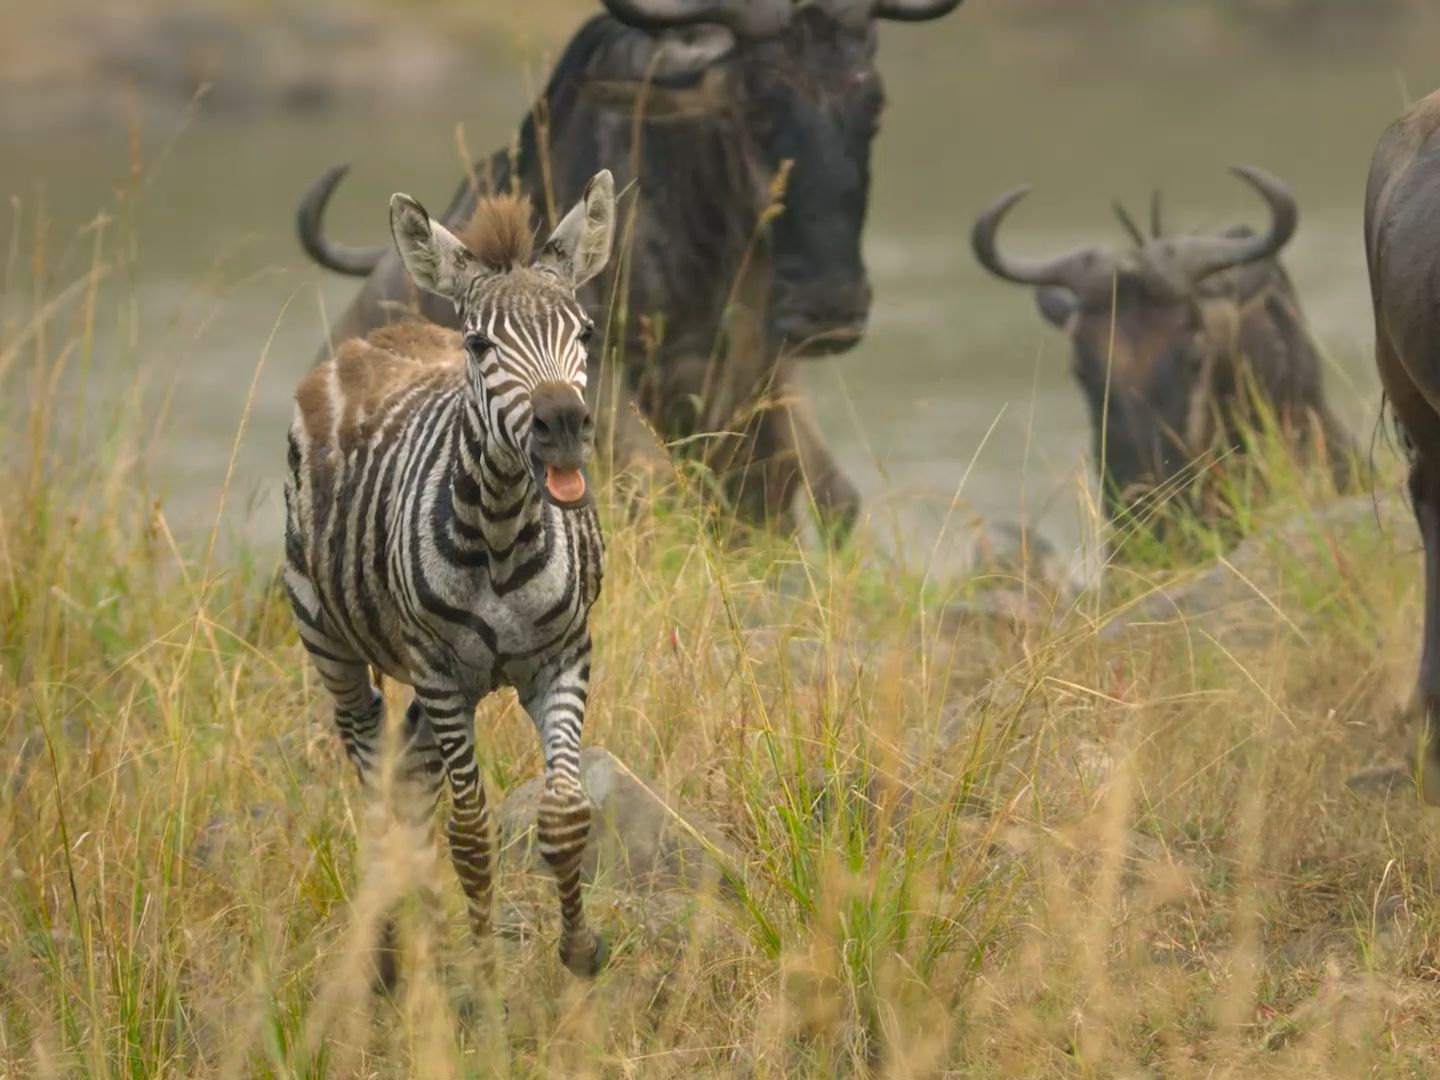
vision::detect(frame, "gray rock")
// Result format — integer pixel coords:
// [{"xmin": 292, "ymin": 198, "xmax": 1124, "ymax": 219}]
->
[
  {"xmin": 189, "ymin": 802, "xmax": 284, "ymax": 871},
  {"xmin": 498, "ymin": 747, "xmax": 732, "ymax": 893},
  {"xmin": 1102, "ymin": 491, "xmax": 1416, "ymax": 644},
  {"xmin": 930, "ymin": 518, "xmax": 1082, "ymax": 638},
  {"xmin": 938, "ymin": 588, "xmax": 1057, "ymax": 636},
  {"xmin": 925, "ymin": 676, "xmax": 1040, "ymax": 760},
  {"xmin": 959, "ymin": 517, "xmax": 1082, "ymax": 598}
]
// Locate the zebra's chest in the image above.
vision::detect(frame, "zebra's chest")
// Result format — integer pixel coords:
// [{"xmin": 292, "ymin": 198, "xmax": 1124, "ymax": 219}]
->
[{"xmin": 402, "ymin": 507, "xmax": 603, "ymax": 692}]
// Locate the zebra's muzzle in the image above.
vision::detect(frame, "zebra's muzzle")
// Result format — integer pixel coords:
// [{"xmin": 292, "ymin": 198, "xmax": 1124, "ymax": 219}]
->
[
  {"xmin": 529, "ymin": 382, "xmax": 594, "ymax": 508},
  {"xmin": 531, "ymin": 453, "xmax": 591, "ymax": 509}
]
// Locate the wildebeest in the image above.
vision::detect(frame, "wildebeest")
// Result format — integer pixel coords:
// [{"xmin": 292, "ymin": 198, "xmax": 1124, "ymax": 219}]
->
[
  {"xmin": 972, "ymin": 165, "xmax": 1353, "ymax": 532},
  {"xmin": 1365, "ymin": 89, "xmax": 1440, "ymax": 802},
  {"xmin": 298, "ymin": 0, "xmax": 964, "ymax": 536}
]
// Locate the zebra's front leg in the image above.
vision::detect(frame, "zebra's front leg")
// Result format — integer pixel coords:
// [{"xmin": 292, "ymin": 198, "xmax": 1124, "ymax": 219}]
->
[
  {"xmin": 417, "ymin": 684, "xmax": 496, "ymax": 951},
  {"xmin": 523, "ymin": 648, "xmax": 605, "ymax": 977}
]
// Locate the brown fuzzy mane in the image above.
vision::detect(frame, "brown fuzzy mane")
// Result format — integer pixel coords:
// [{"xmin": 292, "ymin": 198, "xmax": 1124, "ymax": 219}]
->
[{"xmin": 457, "ymin": 192, "xmax": 536, "ymax": 270}]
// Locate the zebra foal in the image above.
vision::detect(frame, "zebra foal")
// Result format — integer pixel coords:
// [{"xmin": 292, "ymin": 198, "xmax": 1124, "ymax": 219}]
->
[{"xmin": 284, "ymin": 170, "xmax": 616, "ymax": 977}]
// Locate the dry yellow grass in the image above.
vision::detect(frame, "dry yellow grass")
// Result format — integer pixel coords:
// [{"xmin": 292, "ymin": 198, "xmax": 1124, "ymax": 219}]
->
[{"xmin": 4, "ymin": 137, "xmax": 1440, "ymax": 1080}]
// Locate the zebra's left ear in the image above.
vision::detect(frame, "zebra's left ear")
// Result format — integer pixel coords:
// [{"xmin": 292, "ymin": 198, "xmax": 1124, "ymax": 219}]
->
[
  {"xmin": 536, "ymin": 170, "xmax": 615, "ymax": 289},
  {"xmin": 390, "ymin": 193, "xmax": 475, "ymax": 303}
]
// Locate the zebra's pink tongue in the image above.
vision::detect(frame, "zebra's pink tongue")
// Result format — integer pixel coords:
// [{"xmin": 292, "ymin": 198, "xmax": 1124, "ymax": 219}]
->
[{"xmin": 545, "ymin": 465, "xmax": 585, "ymax": 503}]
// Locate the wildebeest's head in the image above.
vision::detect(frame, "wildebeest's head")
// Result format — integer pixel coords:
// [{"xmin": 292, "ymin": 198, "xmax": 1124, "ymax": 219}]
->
[
  {"xmin": 601, "ymin": 0, "xmax": 962, "ymax": 356},
  {"xmin": 971, "ymin": 165, "xmax": 1298, "ymax": 521}
]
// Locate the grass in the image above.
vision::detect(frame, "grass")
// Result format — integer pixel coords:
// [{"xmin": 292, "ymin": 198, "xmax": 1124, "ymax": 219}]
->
[{"xmin": 5, "ymin": 159, "xmax": 1440, "ymax": 1080}]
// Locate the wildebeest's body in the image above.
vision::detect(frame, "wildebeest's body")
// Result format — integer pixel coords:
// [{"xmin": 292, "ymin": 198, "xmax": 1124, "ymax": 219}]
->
[
  {"xmin": 302, "ymin": 2, "xmax": 962, "ymax": 534},
  {"xmin": 1365, "ymin": 89, "xmax": 1440, "ymax": 800}
]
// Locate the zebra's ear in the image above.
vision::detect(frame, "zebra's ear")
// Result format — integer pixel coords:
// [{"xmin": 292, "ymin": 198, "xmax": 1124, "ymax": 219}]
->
[
  {"xmin": 535, "ymin": 170, "xmax": 615, "ymax": 289},
  {"xmin": 389, "ymin": 193, "xmax": 475, "ymax": 303}
]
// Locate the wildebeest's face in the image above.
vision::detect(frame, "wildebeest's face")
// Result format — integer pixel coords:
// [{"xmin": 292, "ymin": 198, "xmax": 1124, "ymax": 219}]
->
[
  {"xmin": 972, "ymin": 165, "xmax": 1299, "ymax": 523},
  {"xmin": 598, "ymin": 0, "xmax": 962, "ymax": 357},
  {"xmin": 1036, "ymin": 274, "xmax": 1225, "ymax": 519},
  {"xmin": 741, "ymin": 7, "xmax": 881, "ymax": 356}
]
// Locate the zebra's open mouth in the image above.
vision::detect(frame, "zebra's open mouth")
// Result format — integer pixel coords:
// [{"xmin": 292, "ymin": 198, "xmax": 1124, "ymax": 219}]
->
[{"xmin": 531, "ymin": 453, "xmax": 590, "ymax": 509}]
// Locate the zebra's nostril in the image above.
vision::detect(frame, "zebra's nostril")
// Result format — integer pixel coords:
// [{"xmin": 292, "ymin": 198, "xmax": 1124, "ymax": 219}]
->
[
  {"xmin": 532, "ymin": 416, "xmax": 552, "ymax": 439},
  {"xmin": 581, "ymin": 415, "xmax": 594, "ymax": 434}
]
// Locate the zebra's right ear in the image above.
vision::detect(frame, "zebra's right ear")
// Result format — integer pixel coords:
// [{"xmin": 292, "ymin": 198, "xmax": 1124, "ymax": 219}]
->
[{"xmin": 390, "ymin": 194, "xmax": 474, "ymax": 303}]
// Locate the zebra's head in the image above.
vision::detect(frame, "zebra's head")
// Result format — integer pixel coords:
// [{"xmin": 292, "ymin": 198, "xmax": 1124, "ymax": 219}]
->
[{"xmin": 389, "ymin": 170, "xmax": 616, "ymax": 508}]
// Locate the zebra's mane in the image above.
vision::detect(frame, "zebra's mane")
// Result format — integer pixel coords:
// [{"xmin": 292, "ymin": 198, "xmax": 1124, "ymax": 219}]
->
[{"xmin": 459, "ymin": 192, "xmax": 536, "ymax": 270}]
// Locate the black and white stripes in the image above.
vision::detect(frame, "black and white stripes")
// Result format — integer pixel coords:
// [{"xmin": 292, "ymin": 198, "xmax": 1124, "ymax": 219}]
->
[{"xmin": 283, "ymin": 171, "xmax": 617, "ymax": 978}]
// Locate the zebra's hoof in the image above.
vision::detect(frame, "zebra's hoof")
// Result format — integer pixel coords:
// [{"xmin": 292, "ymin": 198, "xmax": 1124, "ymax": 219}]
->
[
  {"xmin": 371, "ymin": 918, "xmax": 401, "ymax": 997},
  {"xmin": 560, "ymin": 932, "xmax": 608, "ymax": 978},
  {"xmin": 457, "ymin": 988, "xmax": 509, "ymax": 1027}
]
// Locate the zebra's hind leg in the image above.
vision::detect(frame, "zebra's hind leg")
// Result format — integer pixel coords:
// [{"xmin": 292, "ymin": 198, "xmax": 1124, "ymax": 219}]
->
[
  {"xmin": 373, "ymin": 697, "xmax": 447, "ymax": 993},
  {"xmin": 287, "ymin": 580, "xmax": 442, "ymax": 992},
  {"xmin": 415, "ymin": 683, "xmax": 497, "ymax": 963},
  {"xmin": 284, "ymin": 560, "xmax": 385, "ymax": 785},
  {"xmin": 289, "ymin": 622, "xmax": 398, "ymax": 988},
  {"xmin": 524, "ymin": 650, "xmax": 605, "ymax": 977}
]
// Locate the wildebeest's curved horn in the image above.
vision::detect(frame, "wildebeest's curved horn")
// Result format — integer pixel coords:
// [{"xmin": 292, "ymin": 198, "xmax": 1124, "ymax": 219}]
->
[
  {"xmin": 298, "ymin": 163, "xmax": 387, "ymax": 277},
  {"xmin": 601, "ymin": 0, "xmax": 790, "ymax": 36},
  {"xmin": 873, "ymin": 0, "xmax": 965, "ymax": 21},
  {"xmin": 972, "ymin": 187, "xmax": 1116, "ymax": 295},
  {"xmin": 1159, "ymin": 165, "xmax": 1297, "ymax": 285}
]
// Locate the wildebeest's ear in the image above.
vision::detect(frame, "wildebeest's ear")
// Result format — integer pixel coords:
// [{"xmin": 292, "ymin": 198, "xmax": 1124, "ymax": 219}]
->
[
  {"xmin": 389, "ymin": 193, "xmax": 474, "ymax": 303},
  {"xmin": 1034, "ymin": 286, "xmax": 1077, "ymax": 330},
  {"xmin": 536, "ymin": 170, "xmax": 616, "ymax": 288}
]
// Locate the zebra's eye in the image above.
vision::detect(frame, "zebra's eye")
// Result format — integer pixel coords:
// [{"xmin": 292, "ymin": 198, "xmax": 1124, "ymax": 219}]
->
[
  {"xmin": 464, "ymin": 331, "xmax": 492, "ymax": 356},
  {"xmin": 578, "ymin": 323, "xmax": 595, "ymax": 345}
]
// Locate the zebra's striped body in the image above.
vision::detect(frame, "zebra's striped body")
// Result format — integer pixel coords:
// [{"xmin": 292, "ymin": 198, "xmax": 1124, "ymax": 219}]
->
[{"xmin": 283, "ymin": 172, "xmax": 617, "ymax": 978}]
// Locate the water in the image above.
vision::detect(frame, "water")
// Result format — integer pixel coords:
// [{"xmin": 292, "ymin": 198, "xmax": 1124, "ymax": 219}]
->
[{"xmin": 5, "ymin": 10, "xmax": 1438, "ymax": 571}]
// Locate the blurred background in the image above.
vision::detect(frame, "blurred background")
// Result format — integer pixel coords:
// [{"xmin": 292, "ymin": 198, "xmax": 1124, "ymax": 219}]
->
[{"xmin": 3, "ymin": 0, "xmax": 1437, "ymax": 563}]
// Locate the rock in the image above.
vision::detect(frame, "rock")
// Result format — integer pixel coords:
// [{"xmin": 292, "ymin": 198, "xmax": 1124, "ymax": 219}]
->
[
  {"xmin": 959, "ymin": 517, "xmax": 1082, "ymax": 598},
  {"xmin": 939, "ymin": 588, "xmax": 1056, "ymax": 635},
  {"xmin": 731, "ymin": 626, "xmax": 879, "ymax": 695},
  {"xmin": 802, "ymin": 767, "xmax": 927, "ymax": 832},
  {"xmin": 189, "ymin": 802, "xmax": 284, "ymax": 871},
  {"xmin": 498, "ymin": 747, "xmax": 732, "ymax": 893},
  {"xmin": 922, "ymin": 675, "xmax": 1041, "ymax": 762},
  {"xmin": 1101, "ymin": 492, "xmax": 1417, "ymax": 645},
  {"xmin": 7, "ymin": 732, "xmax": 42, "ymax": 797},
  {"xmin": 1070, "ymin": 739, "xmax": 1115, "ymax": 788},
  {"xmin": 1262, "ymin": 967, "xmax": 1430, "ymax": 1054},
  {"xmin": 933, "ymin": 518, "xmax": 1081, "ymax": 637},
  {"xmin": 1343, "ymin": 761, "xmax": 1415, "ymax": 798}
]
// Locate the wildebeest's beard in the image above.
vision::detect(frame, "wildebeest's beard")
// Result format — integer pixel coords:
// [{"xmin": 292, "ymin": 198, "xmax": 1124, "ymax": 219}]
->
[{"xmin": 745, "ymin": 8, "xmax": 880, "ymax": 357}]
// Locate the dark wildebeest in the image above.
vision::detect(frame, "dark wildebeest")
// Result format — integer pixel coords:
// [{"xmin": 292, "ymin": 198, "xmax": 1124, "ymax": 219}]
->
[
  {"xmin": 297, "ymin": 0, "xmax": 964, "ymax": 537},
  {"xmin": 972, "ymin": 165, "xmax": 1353, "ymax": 533},
  {"xmin": 1365, "ymin": 89, "xmax": 1440, "ymax": 802}
]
